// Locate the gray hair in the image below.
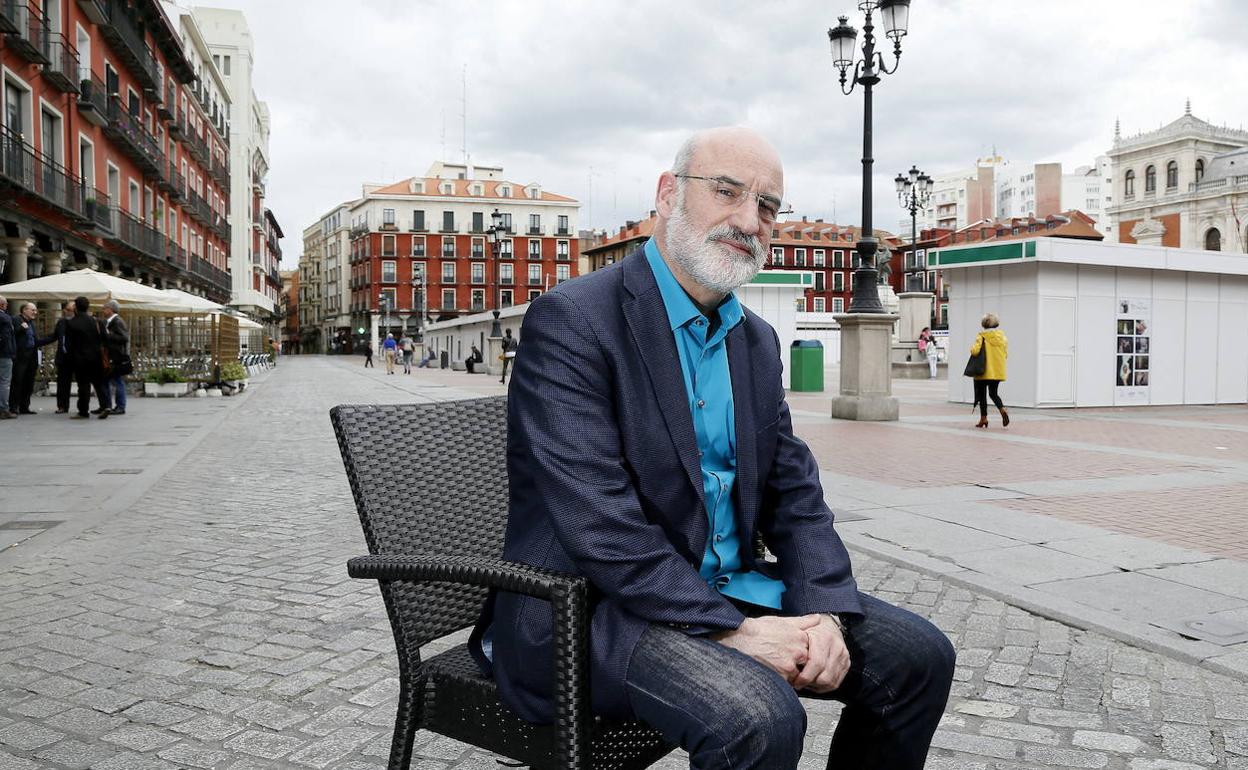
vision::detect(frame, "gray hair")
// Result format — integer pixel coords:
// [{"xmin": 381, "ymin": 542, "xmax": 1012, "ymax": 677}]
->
[
  {"xmin": 981, "ymin": 313, "xmax": 1000, "ymax": 329},
  {"xmin": 104, "ymin": 299, "xmax": 121, "ymax": 313},
  {"xmin": 0, "ymin": 295, "xmax": 6, "ymax": 308},
  {"xmin": 20, "ymin": 302, "xmax": 35, "ymax": 313},
  {"xmin": 672, "ymin": 135, "xmax": 699, "ymax": 176}
]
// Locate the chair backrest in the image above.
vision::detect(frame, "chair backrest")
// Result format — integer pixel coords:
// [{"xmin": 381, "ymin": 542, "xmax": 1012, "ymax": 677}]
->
[{"xmin": 331, "ymin": 396, "xmax": 509, "ymax": 646}]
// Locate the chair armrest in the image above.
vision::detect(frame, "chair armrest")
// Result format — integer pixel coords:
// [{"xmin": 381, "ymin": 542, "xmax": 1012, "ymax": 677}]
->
[{"xmin": 348, "ymin": 554, "xmax": 591, "ymax": 768}]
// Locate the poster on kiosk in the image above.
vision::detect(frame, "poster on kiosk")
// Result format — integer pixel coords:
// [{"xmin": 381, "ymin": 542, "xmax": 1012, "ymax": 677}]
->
[{"xmin": 1115, "ymin": 298, "xmax": 1151, "ymax": 405}]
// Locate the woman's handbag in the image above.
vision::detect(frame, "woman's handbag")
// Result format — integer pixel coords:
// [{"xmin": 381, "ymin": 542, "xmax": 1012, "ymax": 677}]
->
[{"xmin": 963, "ymin": 336, "xmax": 987, "ymax": 377}]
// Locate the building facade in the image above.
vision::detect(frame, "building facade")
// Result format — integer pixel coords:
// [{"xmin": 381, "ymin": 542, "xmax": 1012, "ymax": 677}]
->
[
  {"xmin": 768, "ymin": 218, "xmax": 901, "ymax": 315},
  {"xmin": 188, "ymin": 6, "xmax": 279, "ymax": 319},
  {"xmin": 1105, "ymin": 105, "xmax": 1248, "ymax": 252},
  {"xmin": 0, "ymin": 0, "xmax": 232, "ymax": 299},
  {"xmin": 301, "ymin": 201, "xmax": 351, "ymax": 352},
  {"xmin": 581, "ymin": 212, "xmax": 654, "ymax": 272},
  {"xmin": 345, "ymin": 161, "xmax": 580, "ymax": 345},
  {"xmin": 279, "ymin": 266, "xmax": 296, "ymax": 352}
]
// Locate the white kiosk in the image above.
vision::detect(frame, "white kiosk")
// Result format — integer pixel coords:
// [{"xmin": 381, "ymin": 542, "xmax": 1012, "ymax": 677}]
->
[{"xmin": 935, "ymin": 237, "xmax": 1248, "ymax": 407}]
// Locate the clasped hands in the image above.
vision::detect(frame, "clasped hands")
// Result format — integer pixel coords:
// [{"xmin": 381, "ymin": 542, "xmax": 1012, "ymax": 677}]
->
[{"xmin": 712, "ymin": 614, "xmax": 849, "ymax": 693}]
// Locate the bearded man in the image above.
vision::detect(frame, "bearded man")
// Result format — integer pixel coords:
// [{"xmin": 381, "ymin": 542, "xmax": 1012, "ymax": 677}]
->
[{"xmin": 472, "ymin": 127, "xmax": 954, "ymax": 769}]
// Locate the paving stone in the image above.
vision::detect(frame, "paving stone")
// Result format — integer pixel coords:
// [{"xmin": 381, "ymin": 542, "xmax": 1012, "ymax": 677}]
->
[
  {"xmin": 954, "ymin": 700, "xmax": 1021, "ymax": 719},
  {"xmin": 33, "ymin": 737, "xmax": 116, "ymax": 768},
  {"xmin": 928, "ymin": 730, "xmax": 1018, "ymax": 760},
  {"xmin": 1159, "ymin": 723, "xmax": 1216, "ymax": 764},
  {"xmin": 234, "ymin": 700, "xmax": 311, "ymax": 730},
  {"xmin": 1027, "ymin": 708, "xmax": 1105, "ymax": 729},
  {"xmin": 100, "ymin": 725, "xmax": 179, "ymax": 752},
  {"xmin": 168, "ymin": 715, "xmax": 244, "ymax": 742},
  {"xmin": 1021, "ymin": 745, "xmax": 1109, "ymax": 767},
  {"xmin": 287, "ymin": 727, "xmax": 381, "ymax": 768},
  {"xmin": 155, "ymin": 742, "xmax": 233, "ymax": 768},
  {"xmin": 222, "ymin": 729, "xmax": 305, "ymax": 760},
  {"xmin": 1072, "ymin": 730, "xmax": 1148, "ymax": 754},
  {"xmin": 979, "ymin": 720, "xmax": 1059, "ymax": 745},
  {"xmin": 0, "ymin": 722, "xmax": 64, "ymax": 751}
]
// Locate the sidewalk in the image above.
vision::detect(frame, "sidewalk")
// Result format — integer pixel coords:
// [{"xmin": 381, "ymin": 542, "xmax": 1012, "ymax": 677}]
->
[{"xmin": 0, "ymin": 357, "xmax": 1245, "ymax": 769}]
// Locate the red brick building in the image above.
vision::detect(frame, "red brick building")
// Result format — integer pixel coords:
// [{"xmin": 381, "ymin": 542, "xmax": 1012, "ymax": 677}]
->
[
  {"xmin": 0, "ymin": 0, "xmax": 232, "ymax": 300},
  {"xmin": 346, "ymin": 162, "xmax": 580, "ymax": 338},
  {"xmin": 767, "ymin": 218, "xmax": 903, "ymax": 314}
]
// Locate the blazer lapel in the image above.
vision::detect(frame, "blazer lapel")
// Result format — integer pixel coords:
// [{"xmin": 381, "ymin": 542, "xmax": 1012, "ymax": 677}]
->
[
  {"xmin": 622, "ymin": 253, "xmax": 707, "ymax": 519},
  {"xmin": 727, "ymin": 326, "xmax": 759, "ymax": 536}
]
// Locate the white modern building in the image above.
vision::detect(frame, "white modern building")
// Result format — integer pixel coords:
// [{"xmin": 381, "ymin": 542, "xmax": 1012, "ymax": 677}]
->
[
  {"xmin": 1104, "ymin": 105, "xmax": 1248, "ymax": 252},
  {"xmin": 189, "ymin": 6, "xmax": 279, "ymax": 319}
]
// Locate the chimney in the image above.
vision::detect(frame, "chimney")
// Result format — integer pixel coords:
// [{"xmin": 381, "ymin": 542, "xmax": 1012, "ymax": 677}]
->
[
  {"xmin": 802, "ymin": 215, "xmax": 808, "ymax": 222},
  {"xmin": 815, "ymin": 218, "xmax": 823, "ymax": 223},
  {"xmin": 650, "ymin": 209, "xmax": 656, "ymax": 218}
]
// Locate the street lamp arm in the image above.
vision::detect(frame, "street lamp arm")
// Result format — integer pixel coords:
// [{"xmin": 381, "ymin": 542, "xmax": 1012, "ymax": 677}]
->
[
  {"xmin": 839, "ymin": 58, "xmax": 865, "ymax": 96},
  {"xmin": 874, "ymin": 48, "xmax": 901, "ymax": 76}
]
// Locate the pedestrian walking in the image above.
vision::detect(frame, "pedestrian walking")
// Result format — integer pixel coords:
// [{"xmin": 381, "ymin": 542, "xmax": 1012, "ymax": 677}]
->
[
  {"xmin": 9, "ymin": 302, "xmax": 57, "ymax": 415},
  {"xmin": 99, "ymin": 300, "xmax": 131, "ymax": 416},
  {"xmin": 498, "ymin": 328, "xmax": 517, "ymax": 384},
  {"xmin": 918, "ymin": 326, "xmax": 938, "ymax": 379},
  {"xmin": 65, "ymin": 296, "xmax": 110, "ymax": 419},
  {"xmin": 0, "ymin": 296, "xmax": 14, "ymax": 419},
  {"xmin": 53, "ymin": 301, "xmax": 74, "ymax": 414},
  {"xmin": 364, "ymin": 344, "xmax": 374, "ymax": 368},
  {"xmin": 400, "ymin": 335, "xmax": 414, "ymax": 374},
  {"xmin": 969, "ymin": 313, "xmax": 1009, "ymax": 429},
  {"xmin": 382, "ymin": 333, "xmax": 398, "ymax": 374}
]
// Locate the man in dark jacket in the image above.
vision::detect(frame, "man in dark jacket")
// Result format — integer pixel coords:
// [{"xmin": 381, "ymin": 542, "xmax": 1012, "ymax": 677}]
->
[
  {"xmin": 0, "ymin": 296, "xmax": 14, "ymax": 419},
  {"xmin": 52, "ymin": 301, "xmax": 74, "ymax": 414},
  {"xmin": 9, "ymin": 302, "xmax": 57, "ymax": 415},
  {"xmin": 65, "ymin": 296, "xmax": 109, "ymax": 419},
  {"xmin": 99, "ymin": 300, "xmax": 130, "ymax": 415}
]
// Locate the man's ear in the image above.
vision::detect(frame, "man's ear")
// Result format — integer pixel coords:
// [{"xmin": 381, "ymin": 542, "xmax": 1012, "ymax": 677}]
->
[{"xmin": 655, "ymin": 172, "xmax": 678, "ymax": 219}]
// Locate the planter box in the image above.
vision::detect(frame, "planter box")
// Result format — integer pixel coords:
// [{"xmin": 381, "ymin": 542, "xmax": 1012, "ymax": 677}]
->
[{"xmin": 144, "ymin": 381, "xmax": 192, "ymax": 398}]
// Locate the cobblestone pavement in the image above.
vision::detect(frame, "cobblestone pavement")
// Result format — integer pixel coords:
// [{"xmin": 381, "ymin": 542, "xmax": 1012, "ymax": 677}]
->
[{"xmin": 1, "ymin": 357, "xmax": 1246, "ymax": 769}]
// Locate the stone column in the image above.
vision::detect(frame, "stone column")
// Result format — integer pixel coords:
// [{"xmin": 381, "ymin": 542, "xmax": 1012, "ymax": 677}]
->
[
  {"xmin": 5, "ymin": 238, "xmax": 29, "ymax": 283},
  {"xmin": 40, "ymin": 250, "xmax": 64, "ymax": 275},
  {"xmin": 369, "ymin": 312, "xmax": 380, "ymax": 361},
  {"xmin": 896, "ymin": 292, "xmax": 934, "ymax": 342},
  {"xmin": 830, "ymin": 313, "xmax": 900, "ymax": 422},
  {"xmin": 486, "ymin": 335, "xmax": 504, "ymax": 377}
]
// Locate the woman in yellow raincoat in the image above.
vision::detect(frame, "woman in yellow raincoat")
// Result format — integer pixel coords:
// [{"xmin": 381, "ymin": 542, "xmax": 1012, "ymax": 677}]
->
[{"xmin": 970, "ymin": 313, "xmax": 1009, "ymax": 428}]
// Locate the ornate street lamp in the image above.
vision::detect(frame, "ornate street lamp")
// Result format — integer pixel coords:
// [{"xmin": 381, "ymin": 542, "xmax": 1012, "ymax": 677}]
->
[
  {"xmin": 895, "ymin": 164, "xmax": 933, "ymax": 292},
  {"xmin": 828, "ymin": 0, "xmax": 910, "ymax": 313},
  {"xmin": 488, "ymin": 207, "xmax": 504, "ymax": 338}
]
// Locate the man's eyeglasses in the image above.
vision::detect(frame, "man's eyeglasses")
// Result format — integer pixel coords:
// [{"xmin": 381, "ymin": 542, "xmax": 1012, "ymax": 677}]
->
[{"xmin": 674, "ymin": 174, "xmax": 792, "ymax": 225}]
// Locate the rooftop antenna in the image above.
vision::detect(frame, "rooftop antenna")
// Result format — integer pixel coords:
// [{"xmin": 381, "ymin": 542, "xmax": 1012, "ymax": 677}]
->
[
  {"xmin": 440, "ymin": 109, "xmax": 446, "ymax": 161},
  {"xmin": 1185, "ymin": 97, "xmax": 1191, "ymax": 116},
  {"xmin": 461, "ymin": 64, "xmax": 468, "ymax": 165},
  {"xmin": 832, "ymin": 190, "xmax": 837, "ymax": 224}
]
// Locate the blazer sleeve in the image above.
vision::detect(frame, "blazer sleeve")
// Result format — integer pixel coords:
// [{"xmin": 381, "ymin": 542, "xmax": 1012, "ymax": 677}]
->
[
  {"xmin": 509, "ymin": 291, "xmax": 745, "ymax": 634},
  {"xmin": 757, "ymin": 331, "xmax": 863, "ymax": 618}
]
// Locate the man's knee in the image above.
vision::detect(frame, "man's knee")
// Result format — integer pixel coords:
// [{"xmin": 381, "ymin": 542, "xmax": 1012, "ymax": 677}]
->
[
  {"xmin": 896, "ymin": 616, "xmax": 957, "ymax": 699},
  {"xmin": 715, "ymin": 667, "xmax": 806, "ymax": 765}
]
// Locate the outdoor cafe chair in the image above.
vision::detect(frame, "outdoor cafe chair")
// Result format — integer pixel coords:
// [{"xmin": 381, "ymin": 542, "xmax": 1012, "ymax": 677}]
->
[{"xmin": 331, "ymin": 396, "xmax": 674, "ymax": 769}]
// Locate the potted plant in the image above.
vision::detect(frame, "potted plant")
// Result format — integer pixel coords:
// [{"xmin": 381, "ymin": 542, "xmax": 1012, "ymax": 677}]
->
[
  {"xmin": 219, "ymin": 361, "xmax": 248, "ymax": 393},
  {"xmin": 143, "ymin": 367, "xmax": 191, "ymax": 397},
  {"xmin": 83, "ymin": 196, "xmax": 97, "ymax": 219}
]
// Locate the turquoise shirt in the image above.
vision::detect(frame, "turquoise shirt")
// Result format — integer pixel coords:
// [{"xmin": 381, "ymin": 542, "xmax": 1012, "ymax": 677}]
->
[{"xmin": 644, "ymin": 238, "xmax": 784, "ymax": 610}]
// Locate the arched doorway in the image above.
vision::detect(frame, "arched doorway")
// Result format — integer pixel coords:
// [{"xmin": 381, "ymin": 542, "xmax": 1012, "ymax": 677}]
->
[{"xmin": 1205, "ymin": 228, "xmax": 1222, "ymax": 252}]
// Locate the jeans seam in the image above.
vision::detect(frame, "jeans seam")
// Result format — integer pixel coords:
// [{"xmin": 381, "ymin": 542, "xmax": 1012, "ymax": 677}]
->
[{"xmin": 625, "ymin": 679, "xmax": 737, "ymax": 770}]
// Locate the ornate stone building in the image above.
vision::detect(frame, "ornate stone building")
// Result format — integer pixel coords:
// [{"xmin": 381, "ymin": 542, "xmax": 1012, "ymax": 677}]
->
[{"xmin": 1105, "ymin": 104, "xmax": 1248, "ymax": 252}]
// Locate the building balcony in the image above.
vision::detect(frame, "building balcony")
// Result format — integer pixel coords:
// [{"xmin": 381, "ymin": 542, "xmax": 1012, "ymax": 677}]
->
[
  {"xmin": 528, "ymin": 277, "xmax": 542, "ymax": 285},
  {"xmin": 440, "ymin": 276, "xmax": 456, "ymax": 285},
  {"xmin": 349, "ymin": 222, "xmax": 369, "ymax": 239},
  {"xmin": 157, "ymin": 80, "xmax": 176, "ymax": 121},
  {"xmin": 1, "ymin": 2, "xmax": 50, "ymax": 65},
  {"xmin": 75, "ymin": 73, "xmax": 109, "ymax": 126},
  {"xmin": 470, "ymin": 276, "xmax": 486, "ymax": 285},
  {"xmin": 41, "ymin": 32, "xmax": 80, "ymax": 92},
  {"xmin": 0, "ymin": 0, "xmax": 17, "ymax": 32},
  {"xmin": 556, "ymin": 252, "xmax": 570, "ymax": 261},
  {"xmin": 439, "ymin": 226, "xmax": 457, "ymax": 233},
  {"xmin": 97, "ymin": 0, "xmax": 160, "ymax": 94},
  {"xmin": 527, "ymin": 251, "xmax": 542, "ymax": 260},
  {"xmin": 184, "ymin": 188, "xmax": 212, "ymax": 225},
  {"xmin": 182, "ymin": 124, "xmax": 209, "ymax": 165},
  {"xmin": 471, "ymin": 249, "xmax": 484, "ymax": 259},
  {"xmin": 500, "ymin": 276, "xmax": 514, "ymax": 286},
  {"xmin": 80, "ymin": 188, "xmax": 114, "ymax": 233},
  {"xmin": 75, "ymin": 0, "xmax": 107, "ymax": 27},
  {"xmin": 109, "ymin": 207, "xmax": 165, "ymax": 263},
  {"xmin": 208, "ymin": 154, "xmax": 229, "ymax": 188},
  {"xmin": 104, "ymin": 98, "xmax": 163, "ymax": 176},
  {"xmin": 165, "ymin": 238, "xmax": 187, "ymax": 270},
  {"xmin": 528, "ymin": 226, "xmax": 542, "ymax": 235},
  {"xmin": 441, "ymin": 248, "xmax": 455, "ymax": 258},
  {"xmin": 167, "ymin": 109, "xmax": 187, "ymax": 141},
  {"xmin": 166, "ymin": 161, "xmax": 185, "ymax": 202},
  {"xmin": 556, "ymin": 227, "xmax": 570, "ymax": 236},
  {"xmin": 379, "ymin": 222, "xmax": 398, "ymax": 232},
  {"xmin": 0, "ymin": 125, "xmax": 88, "ymax": 222},
  {"xmin": 191, "ymin": 254, "xmax": 231, "ymax": 292},
  {"xmin": 411, "ymin": 249, "xmax": 425, "ymax": 258}
]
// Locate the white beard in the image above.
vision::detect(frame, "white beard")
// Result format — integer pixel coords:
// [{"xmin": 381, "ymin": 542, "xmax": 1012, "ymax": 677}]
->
[{"xmin": 663, "ymin": 194, "xmax": 767, "ymax": 296}]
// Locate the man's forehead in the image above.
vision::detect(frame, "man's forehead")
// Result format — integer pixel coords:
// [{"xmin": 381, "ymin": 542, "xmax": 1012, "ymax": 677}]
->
[{"xmin": 693, "ymin": 138, "xmax": 784, "ymax": 193}]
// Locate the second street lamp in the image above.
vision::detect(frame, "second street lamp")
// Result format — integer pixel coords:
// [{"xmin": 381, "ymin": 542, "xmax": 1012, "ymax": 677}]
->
[
  {"xmin": 896, "ymin": 165, "xmax": 933, "ymax": 292},
  {"xmin": 489, "ymin": 207, "xmax": 503, "ymax": 338},
  {"xmin": 828, "ymin": 0, "xmax": 910, "ymax": 313}
]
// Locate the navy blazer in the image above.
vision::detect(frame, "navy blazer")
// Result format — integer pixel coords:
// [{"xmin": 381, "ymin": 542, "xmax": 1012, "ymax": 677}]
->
[{"xmin": 473, "ymin": 247, "xmax": 862, "ymax": 723}]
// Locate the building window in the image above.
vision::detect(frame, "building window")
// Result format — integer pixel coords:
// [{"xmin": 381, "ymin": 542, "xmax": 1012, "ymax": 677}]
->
[
  {"xmin": 1144, "ymin": 165, "xmax": 1156, "ymax": 193},
  {"xmin": 1205, "ymin": 228, "xmax": 1221, "ymax": 251},
  {"xmin": 412, "ymin": 261, "xmax": 426, "ymax": 283},
  {"xmin": 528, "ymin": 263, "xmax": 542, "ymax": 284},
  {"xmin": 558, "ymin": 214, "xmax": 569, "ymax": 234},
  {"xmin": 381, "ymin": 260, "xmax": 396, "ymax": 283},
  {"xmin": 833, "ymin": 297, "xmax": 844, "ymax": 313},
  {"xmin": 442, "ymin": 211, "xmax": 455, "ymax": 232},
  {"xmin": 500, "ymin": 289, "xmax": 513, "ymax": 308},
  {"xmin": 1124, "ymin": 170, "xmax": 1135, "ymax": 197},
  {"xmin": 556, "ymin": 264, "xmax": 570, "ymax": 282},
  {"xmin": 529, "ymin": 213, "xmax": 541, "ymax": 234},
  {"xmin": 813, "ymin": 249, "xmax": 825, "ymax": 266},
  {"xmin": 471, "ymin": 262, "xmax": 485, "ymax": 284},
  {"xmin": 500, "ymin": 212, "xmax": 512, "ymax": 231},
  {"xmin": 832, "ymin": 249, "xmax": 845, "ymax": 268},
  {"xmin": 382, "ymin": 234, "xmax": 395, "ymax": 256},
  {"xmin": 412, "ymin": 210, "xmax": 425, "ymax": 230},
  {"xmin": 471, "ymin": 238, "xmax": 484, "ymax": 258},
  {"xmin": 442, "ymin": 236, "xmax": 455, "ymax": 257},
  {"xmin": 379, "ymin": 287, "xmax": 397, "ymax": 309},
  {"xmin": 794, "ymin": 297, "xmax": 805, "ymax": 311},
  {"xmin": 814, "ymin": 272, "xmax": 825, "ymax": 291},
  {"xmin": 794, "ymin": 248, "xmax": 806, "ymax": 267},
  {"xmin": 471, "ymin": 289, "xmax": 485, "ymax": 311},
  {"xmin": 557, "ymin": 240, "xmax": 569, "ymax": 259},
  {"xmin": 528, "ymin": 290, "xmax": 541, "ymax": 302},
  {"xmin": 771, "ymin": 247, "xmax": 783, "ymax": 265},
  {"xmin": 500, "ymin": 238, "xmax": 513, "ymax": 258},
  {"xmin": 412, "ymin": 236, "xmax": 425, "ymax": 256},
  {"xmin": 1196, "ymin": 159, "xmax": 1205, "ymax": 182},
  {"xmin": 500, "ymin": 263, "xmax": 514, "ymax": 284},
  {"xmin": 442, "ymin": 262, "xmax": 455, "ymax": 283},
  {"xmin": 472, "ymin": 211, "xmax": 484, "ymax": 232},
  {"xmin": 813, "ymin": 297, "xmax": 826, "ymax": 312},
  {"xmin": 1166, "ymin": 161, "xmax": 1178, "ymax": 189},
  {"xmin": 441, "ymin": 289, "xmax": 456, "ymax": 309},
  {"xmin": 528, "ymin": 239, "xmax": 542, "ymax": 259},
  {"xmin": 832, "ymin": 272, "xmax": 844, "ymax": 292},
  {"xmin": 383, "ymin": 208, "xmax": 395, "ymax": 227}
]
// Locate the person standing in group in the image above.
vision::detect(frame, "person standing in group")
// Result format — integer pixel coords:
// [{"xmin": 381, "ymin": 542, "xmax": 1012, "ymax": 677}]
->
[
  {"xmin": 52, "ymin": 301, "xmax": 75, "ymax": 414},
  {"xmin": 918, "ymin": 326, "xmax": 938, "ymax": 379},
  {"xmin": 0, "ymin": 296, "xmax": 14, "ymax": 419},
  {"xmin": 970, "ymin": 313, "xmax": 1008, "ymax": 429},
  {"xmin": 498, "ymin": 328, "xmax": 517, "ymax": 384},
  {"xmin": 10, "ymin": 302, "xmax": 57, "ymax": 415},
  {"xmin": 400, "ymin": 335, "xmax": 414, "ymax": 374},
  {"xmin": 66, "ymin": 297, "xmax": 109, "ymax": 419},
  {"xmin": 100, "ymin": 300, "xmax": 130, "ymax": 416},
  {"xmin": 382, "ymin": 333, "xmax": 398, "ymax": 374},
  {"xmin": 363, "ymin": 343, "xmax": 374, "ymax": 368}
]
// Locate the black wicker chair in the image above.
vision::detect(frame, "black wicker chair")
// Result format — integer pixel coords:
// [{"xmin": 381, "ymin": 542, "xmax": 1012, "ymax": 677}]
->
[{"xmin": 331, "ymin": 397, "xmax": 674, "ymax": 769}]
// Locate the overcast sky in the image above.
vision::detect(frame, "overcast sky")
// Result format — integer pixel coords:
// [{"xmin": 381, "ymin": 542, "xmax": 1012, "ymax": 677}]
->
[{"xmin": 202, "ymin": 0, "xmax": 1248, "ymax": 268}]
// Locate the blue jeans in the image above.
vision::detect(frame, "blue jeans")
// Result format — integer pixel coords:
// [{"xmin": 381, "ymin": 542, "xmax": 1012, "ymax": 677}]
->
[
  {"xmin": 625, "ymin": 593, "xmax": 955, "ymax": 769},
  {"xmin": 0, "ymin": 358, "xmax": 11, "ymax": 412},
  {"xmin": 109, "ymin": 374, "xmax": 127, "ymax": 411}
]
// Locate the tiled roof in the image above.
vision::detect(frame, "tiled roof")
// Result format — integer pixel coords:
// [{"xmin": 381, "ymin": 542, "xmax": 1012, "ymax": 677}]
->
[
  {"xmin": 771, "ymin": 219, "xmax": 896, "ymax": 246},
  {"xmin": 366, "ymin": 177, "xmax": 577, "ymax": 203},
  {"xmin": 950, "ymin": 211, "xmax": 1103, "ymax": 244},
  {"xmin": 583, "ymin": 213, "xmax": 657, "ymax": 253}
]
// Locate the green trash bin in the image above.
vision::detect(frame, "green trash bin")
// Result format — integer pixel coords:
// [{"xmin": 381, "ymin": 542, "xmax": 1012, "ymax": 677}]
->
[{"xmin": 790, "ymin": 339, "xmax": 824, "ymax": 392}]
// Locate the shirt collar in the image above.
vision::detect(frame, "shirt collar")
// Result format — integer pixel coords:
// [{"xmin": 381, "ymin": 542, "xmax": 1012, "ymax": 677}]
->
[{"xmin": 643, "ymin": 237, "xmax": 745, "ymax": 334}]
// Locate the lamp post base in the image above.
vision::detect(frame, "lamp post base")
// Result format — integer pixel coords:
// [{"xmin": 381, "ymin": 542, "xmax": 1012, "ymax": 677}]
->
[{"xmin": 830, "ymin": 312, "xmax": 900, "ymax": 422}]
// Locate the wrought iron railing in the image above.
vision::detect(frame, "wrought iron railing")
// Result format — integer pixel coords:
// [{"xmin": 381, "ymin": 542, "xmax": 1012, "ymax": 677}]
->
[
  {"xmin": 106, "ymin": 97, "xmax": 163, "ymax": 171},
  {"xmin": 98, "ymin": 0, "xmax": 160, "ymax": 91},
  {"xmin": 0, "ymin": 124, "xmax": 83, "ymax": 220},
  {"xmin": 41, "ymin": 31, "xmax": 80, "ymax": 92}
]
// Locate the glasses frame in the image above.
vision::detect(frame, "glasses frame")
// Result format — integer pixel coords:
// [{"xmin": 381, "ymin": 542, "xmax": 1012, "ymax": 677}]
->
[{"xmin": 674, "ymin": 174, "xmax": 792, "ymax": 224}]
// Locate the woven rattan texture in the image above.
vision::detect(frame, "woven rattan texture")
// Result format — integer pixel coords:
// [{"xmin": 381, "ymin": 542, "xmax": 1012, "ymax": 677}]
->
[{"xmin": 332, "ymin": 398, "xmax": 673, "ymax": 769}]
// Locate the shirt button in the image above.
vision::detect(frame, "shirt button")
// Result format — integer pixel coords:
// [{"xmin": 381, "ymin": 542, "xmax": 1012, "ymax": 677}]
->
[
  {"xmin": 714, "ymin": 534, "xmax": 723, "ymax": 543},
  {"xmin": 697, "ymin": 399, "xmax": 705, "ymax": 408},
  {"xmin": 694, "ymin": 318, "xmax": 704, "ymax": 326}
]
